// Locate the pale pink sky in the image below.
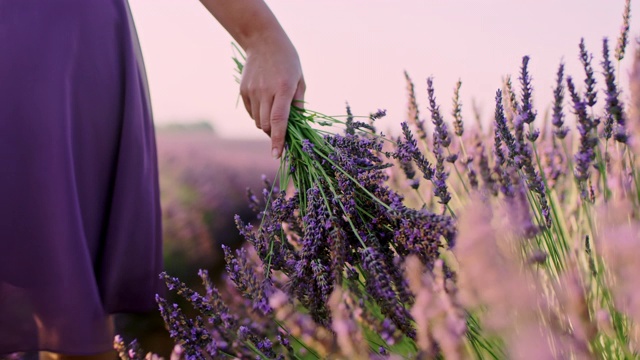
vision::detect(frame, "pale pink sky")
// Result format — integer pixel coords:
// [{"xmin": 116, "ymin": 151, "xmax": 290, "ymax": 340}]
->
[{"xmin": 129, "ymin": 0, "xmax": 636, "ymax": 139}]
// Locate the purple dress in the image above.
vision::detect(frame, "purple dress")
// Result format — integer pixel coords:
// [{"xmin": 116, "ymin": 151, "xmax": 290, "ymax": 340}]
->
[{"xmin": 0, "ymin": 0, "xmax": 163, "ymax": 354}]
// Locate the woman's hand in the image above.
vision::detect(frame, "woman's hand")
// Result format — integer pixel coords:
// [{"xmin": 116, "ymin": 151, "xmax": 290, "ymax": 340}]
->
[
  {"xmin": 240, "ymin": 35, "xmax": 305, "ymax": 159},
  {"xmin": 199, "ymin": 0, "xmax": 306, "ymax": 158}
]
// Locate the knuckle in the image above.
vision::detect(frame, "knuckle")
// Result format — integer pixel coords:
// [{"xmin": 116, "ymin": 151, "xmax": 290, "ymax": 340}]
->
[
  {"xmin": 247, "ymin": 83, "xmax": 261, "ymax": 96},
  {"xmin": 240, "ymin": 83, "xmax": 250, "ymax": 96},
  {"xmin": 276, "ymin": 80, "xmax": 294, "ymax": 92},
  {"xmin": 270, "ymin": 112, "xmax": 288, "ymax": 123}
]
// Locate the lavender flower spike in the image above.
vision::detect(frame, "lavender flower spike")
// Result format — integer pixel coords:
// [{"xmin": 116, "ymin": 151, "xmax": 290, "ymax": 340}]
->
[
  {"xmin": 452, "ymin": 79, "xmax": 464, "ymax": 137},
  {"xmin": 615, "ymin": 0, "xmax": 631, "ymax": 61},
  {"xmin": 519, "ymin": 56, "xmax": 537, "ymax": 126},
  {"xmin": 579, "ymin": 38, "xmax": 598, "ymax": 108},
  {"xmin": 567, "ymin": 76, "xmax": 597, "ymax": 199},
  {"xmin": 551, "ymin": 62, "xmax": 569, "ymax": 139},
  {"xmin": 399, "ymin": 122, "xmax": 435, "ymax": 181},
  {"xmin": 404, "ymin": 71, "xmax": 427, "ymax": 139},
  {"xmin": 494, "ymin": 89, "xmax": 518, "ymax": 165},
  {"xmin": 602, "ymin": 37, "xmax": 627, "ymax": 143},
  {"xmin": 425, "ymin": 77, "xmax": 452, "ymax": 205},
  {"xmin": 361, "ymin": 247, "xmax": 416, "ymax": 339},
  {"xmin": 504, "ymin": 75, "xmax": 520, "ymax": 120},
  {"xmin": 631, "ymin": 37, "xmax": 640, "ymax": 152},
  {"xmin": 427, "ymin": 77, "xmax": 452, "ymax": 148}
]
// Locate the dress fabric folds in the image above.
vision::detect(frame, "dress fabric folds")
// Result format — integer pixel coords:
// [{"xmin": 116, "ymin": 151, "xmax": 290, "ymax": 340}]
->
[{"xmin": 0, "ymin": 0, "xmax": 163, "ymax": 354}]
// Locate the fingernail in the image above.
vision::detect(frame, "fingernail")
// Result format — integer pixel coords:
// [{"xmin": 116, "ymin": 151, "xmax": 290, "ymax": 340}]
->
[{"xmin": 272, "ymin": 148, "xmax": 279, "ymax": 159}]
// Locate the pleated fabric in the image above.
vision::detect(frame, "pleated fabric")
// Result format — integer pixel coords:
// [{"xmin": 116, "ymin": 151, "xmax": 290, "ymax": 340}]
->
[{"xmin": 0, "ymin": 0, "xmax": 163, "ymax": 354}]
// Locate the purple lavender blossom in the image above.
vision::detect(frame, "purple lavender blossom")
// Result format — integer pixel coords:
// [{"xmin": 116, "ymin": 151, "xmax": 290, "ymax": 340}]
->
[
  {"xmin": 311, "ymin": 260, "xmax": 332, "ymax": 302},
  {"xmin": 551, "ymin": 62, "xmax": 569, "ymax": 139},
  {"xmin": 526, "ymin": 128, "xmax": 540, "ymax": 142},
  {"xmin": 602, "ymin": 37, "xmax": 627, "ymax": 143},
  {"xmin": 156, "ymin": 295, "xmax": 218, "ymax": 359},
  {"xmin": 425, "ymin": 77, "xmax": 452, "ymax": 206},
  {"xmin": 427, "ymin": 77, "xmax": 452, "ymax": 148},
  {"xmin": 433, "ymin": 162, "xmax": 451, "ymax": 206},
  {"xmin": 222, "ymin": 245, "xmax": 272, "ymax": 315},
  {"xmin": 567, "ymin": 76, "xmax": 597, "ymax": 200},
  {"xmin": 579, "ymin": 38, "xmax": 598, "ymax": 108},
  {"xmin": 452, "ymin": 80, "xmax": 464, "ymax": 137},
  {"xmin": 301, "ymin": 138, "xmax": 315, "ymax": 156},
  {"xmin": 256, "ymin": 338, "xmax": 274, "ymax": 356},
  {"xmin": 542, "ymin": 141, "xmax": 565, "ymax": 190},
  {"xmin": 512, "ymin": 181, "xmax": 540, "ymax": 239},
  {"xmin": 197, "ymin": 269, "xmax": 237, "ymax": 329},
  {"xmin": 392, "ymin": 210, "xmax": 456, "ymax": 265},
  {"xmin": 161, "ymin": 271, "xmax": 236, "ymax": 330},
  {"xmin": 370, "ymin": 108, "xmax": 387, "ymax": 121},
  {"xmin": 245, "ymin": 188, "xmax": 262, "ymax": 216},
  {"xmin": 431, "ymin": 130, "xmax": 452, "ymax": 206},
  {"xmin": 504, "ymin": 75, "xmax": 520, "ymax": 117},
  {"xmin": 514, "ymin": 58, "xmax": 552, "ymax": 226},
  {"xmin": 492, "ymin": 91, "xmax": 518, "ymax": 197},
  {"xmin": 113, "ymin": 338, "xmax": 145, "ymax": 360},
  {"xmin": 345, "ymin": 102, "xmax": 355, "ymax": 135},
  {"xmin": 615, "ymin": 0, "xmax": 631, "ymax": 61},
  {"xmin": 328, "ymin": 225, "xmax": 348, "ymax": 284},
  {"xmin": 477, "ymin": 140, "xmax": 497, "ymax": 196},
  {"xmin": 405, "ymin": 71, "xmax": 428, "ymax": 139},
  {"xmin": 519, "ymin": 56, "xmax": 537, "ymax": 126},
  {"xmin": 235, "ymin": 192, "xmax": 300, "ymax": 274},
  {"xmin": 289, "ymin": 186, "xmax": 333, "ymax": 324},
  {"xmin": 466, "ymin": 162, "xmax": 479, "ymax": 190},
  {"xmin": 361, "ymin": 247, "xmax": 416, "ymax": 339},
  {"xmin": 398, "ymin": 122, "xmax": 435, "ymax": 181},
  {"xmin": 237, "ymin": 326, "xmax": 250, "ymax": 341},
  {"xmin": 494, "ymin": 90, "xmax": 519, "ymax": 165},
  {"xmin": 520, "ymin": 150, "xmax": 552, "ymax": 227},
  {"xmin": 276, "ymin": 333, "xmax": 294, "ymax": 355},
  {"xmin": 395, "ymin": 135, "xmax": 419, "ymax": 189}
]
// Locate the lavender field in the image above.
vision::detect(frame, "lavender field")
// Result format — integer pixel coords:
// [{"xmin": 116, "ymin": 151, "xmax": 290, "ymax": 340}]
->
[
  {"xmin": 156, "ymin": 130, "xmax": 277, "ymax": 278},
  {"xmin": 115, "ymin": 130, "xmax": 277, "ymax": 354},
  {"xmin": 117, "ymin": 2, "xmax": 640, "ymax": 359}
]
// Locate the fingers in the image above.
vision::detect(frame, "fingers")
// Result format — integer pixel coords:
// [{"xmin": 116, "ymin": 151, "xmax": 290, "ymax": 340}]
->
[
  {"xmin": 260, "ymin": 96, "xmax": 274, "ymax": 135},
  {"xmin": 292, "ymin": 78, "xmax": 306, "ymax": 110},
  {"xmin": 241, "ymin": 79, "xmax": 261, "ymax": 129},
  {"xmin": 270, "ymin": 88, "xmax": 296, "ymax": 159},
  {"xmin": 241, "ymin": 94, "xmax": 252, "ymax": 120},
  {"xmin": 240, "ymin": 75, "xmax": 252, "ymax": 117},
  {"xmin": 251, "ymin": 98, "xmax": 261, "ymax": 130},
  {"xmin": 242, "ymin": 81, "xmax": 288, "ymax": 149},
  {"xmin": 239, "ymin": 68, "xmax": 305, "ymax": 159}
]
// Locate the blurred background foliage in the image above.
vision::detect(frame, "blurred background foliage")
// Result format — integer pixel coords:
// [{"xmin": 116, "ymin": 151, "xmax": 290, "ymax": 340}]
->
[{"xmin": 114, "ymin": 125, "xmax": 278, "ymax": 356}]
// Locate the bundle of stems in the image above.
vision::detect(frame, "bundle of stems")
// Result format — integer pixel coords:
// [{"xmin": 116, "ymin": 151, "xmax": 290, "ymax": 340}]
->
[{"xmin": 228, "ymin": 48, "xmax": 460, "ymax": 355}]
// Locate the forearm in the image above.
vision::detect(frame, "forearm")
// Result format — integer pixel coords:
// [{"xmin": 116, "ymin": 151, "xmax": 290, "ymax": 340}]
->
[{"xmin": 199, "ymin": 0, "xmax": 291, "ymax": 53}]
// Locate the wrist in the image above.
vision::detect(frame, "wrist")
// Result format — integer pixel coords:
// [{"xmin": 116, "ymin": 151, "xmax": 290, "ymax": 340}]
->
[{"xmin": 243, "ymin": 30, "xmax": 295, "ymax": 59}]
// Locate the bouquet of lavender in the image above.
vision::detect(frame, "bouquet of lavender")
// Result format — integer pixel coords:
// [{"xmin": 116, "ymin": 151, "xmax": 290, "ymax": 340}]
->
[{"xmin": 148, "ymin": 47, "xmax": 466, "ymax": 358}]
